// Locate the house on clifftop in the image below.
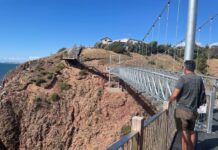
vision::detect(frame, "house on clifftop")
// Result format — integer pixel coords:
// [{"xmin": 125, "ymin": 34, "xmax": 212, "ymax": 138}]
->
[{"xmin": 100, "ymin": 37, "xmax": 113, "ymax": 45}]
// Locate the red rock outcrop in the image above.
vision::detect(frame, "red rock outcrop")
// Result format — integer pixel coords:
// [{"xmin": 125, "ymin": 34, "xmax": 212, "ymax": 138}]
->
[{"xmin": 0, "ymin": 52, "xmax": 150, "ymax": 150}]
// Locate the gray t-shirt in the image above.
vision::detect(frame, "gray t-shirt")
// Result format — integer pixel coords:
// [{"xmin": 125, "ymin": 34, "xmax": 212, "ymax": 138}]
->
[{"xmin": 175, "ymin": 73, "xmax": 206, "ymax": 112}]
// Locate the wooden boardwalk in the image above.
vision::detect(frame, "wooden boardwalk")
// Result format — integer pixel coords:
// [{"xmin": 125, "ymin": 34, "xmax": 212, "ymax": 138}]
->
[
  {"xmin": 171, "ymin": 109, "xmax": 218, "ymax": 150},
  {"xmin": 62, "ymin": 47, "xmax": 83, "ymax": 60}
]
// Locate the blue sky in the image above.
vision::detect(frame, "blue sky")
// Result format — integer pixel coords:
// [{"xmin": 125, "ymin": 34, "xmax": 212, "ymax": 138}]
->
[{"xmin": 0, "ymin": 0, "xmax": 218, "ymax": 62}]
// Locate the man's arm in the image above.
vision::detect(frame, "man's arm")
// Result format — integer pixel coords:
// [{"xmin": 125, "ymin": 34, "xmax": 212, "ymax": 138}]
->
[
  {"xmin": 163, "ymin": 77, "xmax": 183, "ymax": 110},
  {"xmin": 169, "ymin": 88, "xmax": 181, "ymax": 104}
]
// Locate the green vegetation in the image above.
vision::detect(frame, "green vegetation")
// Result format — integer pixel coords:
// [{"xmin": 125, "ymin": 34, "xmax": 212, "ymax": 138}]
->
[
  {"xmin": 148, "ymin": 60, "xmax": 156, "ymax": 65},
  {"xmin": 106, "ymin": 42, "xmax": 127, "ymax": 54},
  {"xmin": 35, "ymin": 78, "xmax": 46, "ymax": 86},
  {"xmin": 33, "ymin": 96, "xmax": 51, "ymax": 111},
  {"xmin": 95, "ymin": 40, "xmax": 218, "ymax": 60},
  {"xmin": 56, "ymin": 62, "xmax": 66, "ymax": 71},
  {"xmin": 196, "ymin": 48, "xmax": 208, "ymax": 74},
  {"xmin": 95, "ymin": 40, "xmax": 214, "ymax": 75},
  {"xmin": 97, "ymin": 87, "xmax": 104, "ymax": 97},
  {"xmin": 209, "ymin": 47, "xmax": 218, "ymax": 58},
  {"xmin": 47, "ymin": 74, "xmax": 53, "ymax": 80},
  {"xmin": 51, "ymin": 93, "xmax": 60, "ymax": 102},
  {"xmin": 121, "ymin": 124, "xmax": 131, "ymax": 136},
  {"xmin": 58, "ymin": 80, "xmax": 71, "ymax": 91}
]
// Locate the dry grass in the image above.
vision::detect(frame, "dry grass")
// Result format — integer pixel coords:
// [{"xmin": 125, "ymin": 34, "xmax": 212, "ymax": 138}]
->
[
  {"xmin": 207, "ymin": 59, "xmax": 218, "ymax": 77},
  {"xmin": 81, "ymin": 48, "xmax": 131, "ymax": 66},
  {"xmin": 81, "ymin": 48, "xmax": 218, "ymax": 77},
  {"xmin": 81, "ymin": 48, "xmax": 111, "ymax": 61}
]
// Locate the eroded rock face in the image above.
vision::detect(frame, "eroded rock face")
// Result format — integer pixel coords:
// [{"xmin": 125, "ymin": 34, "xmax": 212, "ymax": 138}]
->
[
  {"xmin": 0, "ymin": 100, "xmax": 20, "ymax": 150},
  {"xmin": 0, "ymin": 52, "xmax": 148, "ymax": 150}
]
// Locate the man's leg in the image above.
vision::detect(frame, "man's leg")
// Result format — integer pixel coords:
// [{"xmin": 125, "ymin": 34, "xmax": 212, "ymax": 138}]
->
[
  {"xmin": 190, "ymin": 131, "xmax": 196, "ymax": 150},
  {"xmin": 181, "ymin": 129, "xmax": 190, "ymax": 150}
]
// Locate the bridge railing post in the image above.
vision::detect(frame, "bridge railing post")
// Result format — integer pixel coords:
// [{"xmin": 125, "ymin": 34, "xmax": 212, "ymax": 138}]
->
[
  {"xmin": 131, "ymin": 116, "xmax": 144, "ymax": 150},
  {"xmin": 207, "ymin": 85, "xmax": 216, "ymax": 133}
]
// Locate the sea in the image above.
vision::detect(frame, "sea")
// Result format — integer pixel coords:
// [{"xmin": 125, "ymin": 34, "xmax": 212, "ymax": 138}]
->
[{"xmin": 0, "ymin": 63, "xmax": 18, "ymax": 85}]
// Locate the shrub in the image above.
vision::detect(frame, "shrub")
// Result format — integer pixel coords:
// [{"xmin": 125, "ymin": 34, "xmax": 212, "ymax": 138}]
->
[
  {"xmin": 97, "ymin": 88, "xmax": 104, "ymax": 96},
  {"xmin": 209, "ymin": 47, "xmax": 218, "ymax": 59},
  {"xmin": 51, "ymin": 93, "xmax": 60, "ymax": 102},
  {"xmin": 121, "ymin": 124, "xmax": 131, "ymax": 136},
  {"xmin": 56, "ymin": 62, "xmax": 65, "ymax": 71},
  {"xmin": 47, "ymin": 74, "xmax": 53, "ymax": 80},
  {"xmin": 34, "ymin": 96, "xmax": 42, "ymax": 103},
  {"xmin": 95, "ymin": 42, "xmax": 103, "ymax": 48},
  {"xmin": 107, "ymin": 42, "xmax": 126, "ymax": 54},
  {"xmin": 148, "ymin": 60, "xmax": 156, "ymax": 65},
  {"xmin": 34, "ymin": 101, "xmax": 43, "ymax": 111},
  {"xmin": 41, "ymin": 71, "xmax": 48, "ymax": 76},
  {"xmin": 36, "ymin": 78, "xmax": 46, "ymax": 86},
  {"xmin": 33, "ymin": 96, "xmax": 50, "ymax": 111},
  {"xmin": 58, "ymin": 80, "xmax": 71, "ymax": 91},
  {"xmin": 36, "ymin": 66, "xmax": 45, "ymax": 72},
  {"xmin": 196, "ymin": 53, "xmax": 208, "ymax": 74}
]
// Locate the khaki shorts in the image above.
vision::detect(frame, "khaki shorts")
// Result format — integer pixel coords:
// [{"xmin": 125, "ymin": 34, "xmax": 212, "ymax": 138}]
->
[{"xmin": 174, "ymin": 108, "xmax": 198, "ymax": 131}]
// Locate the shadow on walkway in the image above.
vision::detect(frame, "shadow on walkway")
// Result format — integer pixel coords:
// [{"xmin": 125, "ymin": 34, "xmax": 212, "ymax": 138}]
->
[{"xmin": 197, "ymin": 138, "xmax": 218, "ymax": 150}]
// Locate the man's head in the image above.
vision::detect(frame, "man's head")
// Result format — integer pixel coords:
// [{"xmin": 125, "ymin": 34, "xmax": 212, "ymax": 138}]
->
[{"xmin": 183, "ymin": 60, "xmax": 196, "ymax": 74}]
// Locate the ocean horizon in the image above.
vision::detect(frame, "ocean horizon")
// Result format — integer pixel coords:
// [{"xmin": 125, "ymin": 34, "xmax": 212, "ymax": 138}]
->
[{"xmin": 0, "ymin": 63, "xmax": 18, "ymax": 84}]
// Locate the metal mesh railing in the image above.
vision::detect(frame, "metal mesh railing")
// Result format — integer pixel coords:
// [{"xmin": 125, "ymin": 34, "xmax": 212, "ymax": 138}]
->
[
  {"xmin": 109, "ymin": 66, "xmax": 217, "ymax": 133},
  {"xmin": 107, "ymin": 66, "xmax": 217, "ymax": 149}
]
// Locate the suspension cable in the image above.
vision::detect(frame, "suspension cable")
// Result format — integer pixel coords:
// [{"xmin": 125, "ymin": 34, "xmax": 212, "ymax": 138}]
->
[
  {"xmin": 176, "ymin": 13, "xmax": 218, "ymax": 46},
  {"xmin": 142, "ymin": 0, "xmax": 171, "ymax": 41},
  {"xmin": 157, "ymin": 17, "xmax": 161, "ymax": 42},
  {"xmin": 156, "ymin": 17, "xmax": 161, "ymax": 69},
  {"xmin": 198, "ymin": 13, "xmax": 218, "ymax": 32},
  {"xmin": 151, "ymin": 27, "xmax": 154, "ymax": 41},
  {"xmin": 207, "ymin": 19, "xmax": 213, "ymax": 71},
  {"xmin": 173, "ymin": 0, "xmax": 181, "ymax": 71},
  {"xmin": 209, "ymin": 19, "xmax": 213, "ymax": 44},
  {"xmin": 196, "ymin": 29, "xmax": 201, "ymax": 71},
  {"xmin": 165, "ymin": 3, "xmax": 170, "ymax": 43},
  {"xmin": 164, "ymin": 3, "xmax": 170, "ymax": 70},
  {"xmin": 175, "ymin": 0, "xmax": 181, "ymax": 43}
]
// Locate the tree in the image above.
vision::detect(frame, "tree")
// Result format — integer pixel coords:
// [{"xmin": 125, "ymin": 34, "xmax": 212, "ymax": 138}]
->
[
  {"xmin": 196, "ymin": 48, "xmax": 208, "ymax": 74},
  {"xmin": 107, "ymin": 42, "xmax": 126, "ymax": 54},
  {"xmin": 209, "ymin": 46, "xmax": 218, "ymax": 59},
  {"xmin": 149, "ymin": 41, "xmax": 158, "ymax": 54}
]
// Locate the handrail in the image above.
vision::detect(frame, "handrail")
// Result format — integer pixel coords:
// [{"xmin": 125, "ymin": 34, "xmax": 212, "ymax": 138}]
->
[
  {"xmin": 143, "ymin": 110, "xmax": 165, "ymax": 127},
  {"xmin": 107, "ymin": 108, "xmax": 176, "ymax": 150},
  {"xmin": 107, "ymin": 131, "xmax": 139, "ymax": 150}
]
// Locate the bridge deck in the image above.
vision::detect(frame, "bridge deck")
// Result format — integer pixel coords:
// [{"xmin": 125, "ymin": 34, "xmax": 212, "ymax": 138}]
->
[{"xmin": 171, "ymin": 109, "xmax": 218, "ymax": 150}]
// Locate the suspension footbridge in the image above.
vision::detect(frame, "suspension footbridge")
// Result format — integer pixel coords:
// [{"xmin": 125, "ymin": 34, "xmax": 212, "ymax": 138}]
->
[
  {"xmin": 65, "ymin": 0, "xmax": 218, "ymax": 149},
  {"xmin": 105, "ymin": 0, "xmax": 218, "ymax": 149}
]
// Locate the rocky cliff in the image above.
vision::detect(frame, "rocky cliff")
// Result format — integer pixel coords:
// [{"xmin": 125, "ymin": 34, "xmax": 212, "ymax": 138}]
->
[{"xmin": 0, "ymin": 49, "xmax": 152, "ymax": 150}]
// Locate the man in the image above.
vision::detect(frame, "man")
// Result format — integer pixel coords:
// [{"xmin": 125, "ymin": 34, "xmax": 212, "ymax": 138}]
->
[{"xmin": 168, "ymin": 60, "xmax": 206, "ymax": 150}]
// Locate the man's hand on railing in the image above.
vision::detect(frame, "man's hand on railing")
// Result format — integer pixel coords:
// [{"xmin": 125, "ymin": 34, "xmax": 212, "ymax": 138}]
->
[{"xmin": 163, "ymin": 101, "xmax": 170, "ymax": 110}]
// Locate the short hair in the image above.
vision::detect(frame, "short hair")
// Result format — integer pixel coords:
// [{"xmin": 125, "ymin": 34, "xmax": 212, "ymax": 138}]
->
[{"xmin": 184, "ymin": 60, "xmax": 196, "ymax": 72}]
